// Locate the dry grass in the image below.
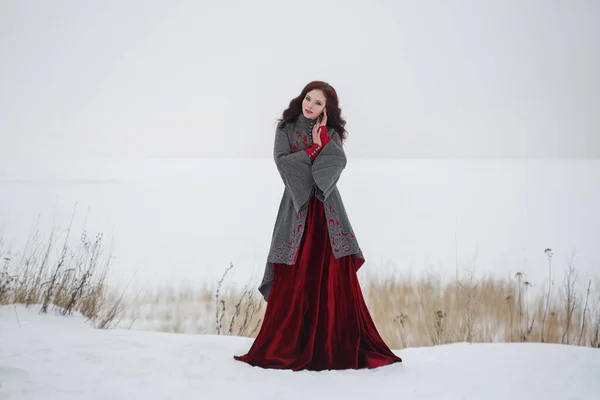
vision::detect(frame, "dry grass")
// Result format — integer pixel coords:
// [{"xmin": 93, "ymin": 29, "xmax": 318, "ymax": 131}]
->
[
  {"xmin": 366, "ymin": 269, "xmax": 600, "ymax": 349},
  {"xmin": 123, "ymin": 257, "xmax": 600, "ymax": 350},
  {"xmin": 121, "ymin": 264, "xmax": 265, "ymax": 337},
  {"xmin": 3, "ymin": 220, "xmax": 600, "ymax": 350},
  {"xmin": 0, "ymin": 211, "xmax": 125, "ymax": 328}
]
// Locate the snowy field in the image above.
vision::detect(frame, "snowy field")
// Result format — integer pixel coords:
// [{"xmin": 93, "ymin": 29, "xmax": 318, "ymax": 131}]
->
[
  {"xmin": 1, "ymin": 158, "xmax": 599, "ymax": 292},
  {"xmin": 2, "ymin": 159, "xmax": 600, "ymax": 398},
  {"xmin": 2, "ymin": 2, "xmax": 599, "ymax": 397},
  {"xmin": 1, "ymin": 305, "xmax": 599, "ymax": 400}
]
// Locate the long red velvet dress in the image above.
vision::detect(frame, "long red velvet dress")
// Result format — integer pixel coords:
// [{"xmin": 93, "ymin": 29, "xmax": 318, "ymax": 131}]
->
[{"xmin": 234, "ymin": 135, "xmax": 403, "ymax": 371}]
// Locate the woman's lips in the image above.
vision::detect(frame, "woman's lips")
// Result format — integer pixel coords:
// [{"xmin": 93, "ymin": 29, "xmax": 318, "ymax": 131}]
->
[{"xmin": 305, "ymin": 109, "xmax": 313, "ymax": 114}]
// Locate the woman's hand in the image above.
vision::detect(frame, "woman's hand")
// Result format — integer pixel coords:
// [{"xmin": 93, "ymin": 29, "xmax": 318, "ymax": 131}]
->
[
  {"xmin": 319, "ymin": 108, "xmax": 327, "ymax": 127},
  {"xmin": 312, "ymin": 122, "xmax": 322, "ymax": 146},
  {"xmin": 312, "ymin": 108, "xmax": 327, "ymax": 146}
]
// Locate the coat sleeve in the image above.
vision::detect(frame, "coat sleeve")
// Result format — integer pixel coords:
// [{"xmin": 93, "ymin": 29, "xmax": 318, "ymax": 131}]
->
[
  {"xmin": 311, "ymin": 129, "xmax": 347, "ymax": 202},
  {"xmin": 273, "ymin": 124, "xmax": 314, "ymax": 212}
]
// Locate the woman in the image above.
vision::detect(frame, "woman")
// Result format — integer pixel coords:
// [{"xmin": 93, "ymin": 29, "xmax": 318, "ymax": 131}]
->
[{"xmin": 234, "ymin": 81, "xmax": 402, "ymax": 371}]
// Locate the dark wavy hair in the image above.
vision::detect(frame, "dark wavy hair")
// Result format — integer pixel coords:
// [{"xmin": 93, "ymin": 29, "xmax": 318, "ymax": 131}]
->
[{"xmin": 278, "ymin": 81, "xmax": 347, "ymax": 143}]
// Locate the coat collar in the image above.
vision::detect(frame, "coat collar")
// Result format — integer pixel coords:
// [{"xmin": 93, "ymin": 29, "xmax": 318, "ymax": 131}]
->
[{"xmin": 295, "ymin": 113, "xmax": 317, "ymax": 132}]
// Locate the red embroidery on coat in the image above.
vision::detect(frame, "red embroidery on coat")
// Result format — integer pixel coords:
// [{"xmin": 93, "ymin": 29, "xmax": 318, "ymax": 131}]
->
[
  {"xmin": 268, "ymin": 209, "xmax": 306, "ymax": 264},
  {"xmin": 259, "ymin": 262, "xmax": 275, "ymax": 288},
  {"xmin": 324, "ymin": 204, "xmax": 359, "ymax": 254},
  {"xmin": 292, "ymin": 131, "xmax": 310, "ymax": 151}
]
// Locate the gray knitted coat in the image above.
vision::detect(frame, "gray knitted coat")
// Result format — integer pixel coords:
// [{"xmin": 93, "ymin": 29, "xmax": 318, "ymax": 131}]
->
[{"xmin": 258, "ymin": 114, "xmax": 365, "ymax": 300}]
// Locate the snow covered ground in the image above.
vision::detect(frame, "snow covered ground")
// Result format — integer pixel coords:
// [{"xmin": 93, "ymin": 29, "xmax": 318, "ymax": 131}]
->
[{"xmin": 1, "ymin": 305, "xmax": 599, "ymax": 400}]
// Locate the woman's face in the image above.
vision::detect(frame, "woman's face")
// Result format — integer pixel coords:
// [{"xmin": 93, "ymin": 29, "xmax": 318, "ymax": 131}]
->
[{"xmin": 301, "ymin": 89, "xmax": 327, "ymax": 120}]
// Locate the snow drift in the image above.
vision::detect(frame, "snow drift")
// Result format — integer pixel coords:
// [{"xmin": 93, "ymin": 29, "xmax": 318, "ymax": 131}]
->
[{"xmin": 1, "ymin": 305, "xmax": 599, "ymax": 400}]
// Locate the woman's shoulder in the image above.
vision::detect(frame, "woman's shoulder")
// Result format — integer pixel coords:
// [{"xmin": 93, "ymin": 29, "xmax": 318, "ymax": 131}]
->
[
  {"xmin": 326, "ymin": 126, "xmax": 340, "ymax": 139},
  {"xmin": 276, "ymin": 118, "xmax": 295, "ymax": 134}
]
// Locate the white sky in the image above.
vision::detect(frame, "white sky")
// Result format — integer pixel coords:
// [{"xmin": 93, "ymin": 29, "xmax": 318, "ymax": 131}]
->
[{"xmin": 0, "ymin": 0, "xmax": 598, "ymax": 159}]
